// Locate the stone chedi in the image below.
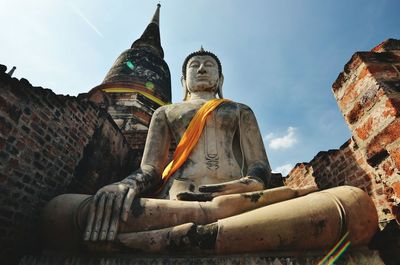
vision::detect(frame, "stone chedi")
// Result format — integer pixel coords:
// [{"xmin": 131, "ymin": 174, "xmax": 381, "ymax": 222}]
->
[
  {"xmin": 42, "ymin": 47, "xmax": 379, "ymax": 254},
  {"xmin": 87, "ymin": 4, "xmax": 171, "ymax": 151}
]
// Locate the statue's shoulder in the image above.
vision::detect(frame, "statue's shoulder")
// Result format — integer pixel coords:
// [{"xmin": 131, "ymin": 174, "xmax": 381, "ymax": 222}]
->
[
  {"xmin": 159, "ymin": 102, "xmax": 195, "ymax": 120},
  {"xmin": 152, "ymin": 104, "xmax": 169, "ymax": 116},
  {"xmin": 162, "ymin": 101, "xmax": 190, "ymax": 113},
  {"xmin": 229, "ymin": 101, "xmax": 254, "ymax": 114}
]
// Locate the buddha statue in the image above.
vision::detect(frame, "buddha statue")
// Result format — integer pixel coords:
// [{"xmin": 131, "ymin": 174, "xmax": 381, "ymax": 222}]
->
[{"xmin": 42, "ymin": 48, "xmax": 378, "ymax": 254}]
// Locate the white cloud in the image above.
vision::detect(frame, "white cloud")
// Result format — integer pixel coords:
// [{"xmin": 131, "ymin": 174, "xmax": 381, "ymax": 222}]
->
[
  {"xmin": 266, "ymin": 127, "xmax": 298, "ymax": 150},
  {"xmin": 274, "ymin": 164, "xmax": 294, "ymax": 176},
  {"xmin": 264, "ymin": 132, "xmax": 274, "ymax": 140}
]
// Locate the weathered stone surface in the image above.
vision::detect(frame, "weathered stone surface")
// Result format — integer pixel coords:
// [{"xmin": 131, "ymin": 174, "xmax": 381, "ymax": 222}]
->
[{"xmin": 19, "ymin": 248, "xmax": 384, "ymax": 265}]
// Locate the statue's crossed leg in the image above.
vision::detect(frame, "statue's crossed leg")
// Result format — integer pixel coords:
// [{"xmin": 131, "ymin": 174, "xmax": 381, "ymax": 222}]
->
[{"xmin": 43, "ymin": 185, "xmax": 377, "ymax": 254}]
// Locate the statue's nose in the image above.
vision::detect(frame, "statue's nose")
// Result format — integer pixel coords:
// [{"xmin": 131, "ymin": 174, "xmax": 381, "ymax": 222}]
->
[{"xmin": 197, "ymin": 64, "xmax": 206, "ymax": 74}]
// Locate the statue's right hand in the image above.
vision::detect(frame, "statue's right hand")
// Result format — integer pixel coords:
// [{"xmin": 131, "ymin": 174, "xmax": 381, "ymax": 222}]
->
[{"xmin": 83, "ymin": 183, "xmax": 137, "ymax": 242}]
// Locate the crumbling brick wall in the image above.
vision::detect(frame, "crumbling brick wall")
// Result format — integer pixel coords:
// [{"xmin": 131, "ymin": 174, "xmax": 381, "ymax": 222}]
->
[
  {"xmin": 285, "ymin": 138, "xmax": 388, "ymax": 225},
  {"xmin": 0, "ymin": 65, "xmax": 136, "ymax": 264},
  {"xmin": 285, "ymin": 39, "xmax": 400, "ymax": 227}
]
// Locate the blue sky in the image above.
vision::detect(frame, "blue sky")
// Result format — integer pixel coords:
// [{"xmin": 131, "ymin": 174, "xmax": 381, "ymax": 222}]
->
[{"xmin": 1, "ymin": 0, "xmax": 399, "ymax": 175}]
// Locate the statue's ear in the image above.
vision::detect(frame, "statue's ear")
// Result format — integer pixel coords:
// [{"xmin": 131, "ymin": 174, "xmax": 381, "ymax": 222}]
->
[
  {"xmin": 217, "ymin": 74, "xmax": 224, "ymax": 99},
  {"xmin": 181, "ymin": 76, "xmax": 189, "ymax": 101}
]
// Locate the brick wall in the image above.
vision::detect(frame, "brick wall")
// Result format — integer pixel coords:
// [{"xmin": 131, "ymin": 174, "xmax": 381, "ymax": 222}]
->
[
  {"xmin": 0, "ymin": 65, "xmax": 136, "ymax": 264},
  {"xmin": 285, "ymin": 138, "xmax": 389, "ymax": 225},
  {"xmin": 286, "ymin": 39, "xmax": 400, "ymax": 227}
]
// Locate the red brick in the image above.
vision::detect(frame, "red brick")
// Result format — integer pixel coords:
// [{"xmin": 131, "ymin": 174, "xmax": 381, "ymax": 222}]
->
[
  {"xmin": 383, "ymin": 98, "xmax": 400, "ymax": 118},
  {"xmin": 0, "ymin": 117, "xmax": 12, "ymax": 136},
  {"xmin": 366, "ymin": 183, "xmax": 373, "ymax": 192},
  {"xmin": 333, "ymin": 54, "xmax": 365, "ymax": 94},
  {"xmin": 374, "ymin": 186, "xmax": 384, "ymax": 196},
  {"xmin": 381, "ymin": 160, "xmax": 394, "ymax": 176},
  {"xmin": 389, "ymin": 147, "xmax": 400, "ymax": 170},
  {"xmin": 367, "ymin": 119, "xmax": 400, "ymax": 160},
  {"xmin": 355, "ymin": 116, "xmax": 373, "ymax": 140},
  {"xmin": 343, "ymin": 53, "xmax": 364, "ymax": 74},
  {"xmin": 338, "ymin": 82, "xmax": 360, "ymax": 110},
  {"xmin": 340, "ymin": 69, "xmax": 377, "ymax": 113},
  {"xmin": 346, "ymin": 102, "xmax": 364, "ymax": 124},
  {"xmin": 371, "ymin": 40, "xmax": 390, "ymax": 52},
  {"xmin": 0, "ymin": 95, "xmax": 11, "ymax": 114},
  {"xmin": 392, "ymin": 182, "xmax": 400, "ymax": 198},
  {"xmin": 363, "ymin": 174, "xmax": 372, "ymax": 181},
  {"xmin": 357, "ymin": 66, "xmax": 371, "ymax": 80},
  {"xmin": 31, "ymin": 113, "xmax": 40, "ymax": 123},
  {"xmin": 20, "ymin": 115, "xmax": 30, "ymax": 124}
]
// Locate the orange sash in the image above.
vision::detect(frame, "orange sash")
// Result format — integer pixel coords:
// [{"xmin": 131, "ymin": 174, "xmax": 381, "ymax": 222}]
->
[{"xmin": 157, "ymin": 98, "xmax": 230, "ymax": 192}]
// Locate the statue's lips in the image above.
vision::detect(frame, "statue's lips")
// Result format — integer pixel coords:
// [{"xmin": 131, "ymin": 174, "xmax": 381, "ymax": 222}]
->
[{"xmin": 196, "ymin": 76, "xmax": 210, "ymax": 81}]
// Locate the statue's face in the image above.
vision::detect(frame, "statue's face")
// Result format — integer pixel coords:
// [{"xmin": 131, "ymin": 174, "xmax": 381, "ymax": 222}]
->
[{"xmin": 185, "ymin": 55, "xmax": 220, "ymax": 93}]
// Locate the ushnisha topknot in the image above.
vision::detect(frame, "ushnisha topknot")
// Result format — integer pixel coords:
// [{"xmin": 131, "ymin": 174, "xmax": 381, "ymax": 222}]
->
[{"xmin": 182, "ymin": 46, "xmax": 222, "ymax": 78}]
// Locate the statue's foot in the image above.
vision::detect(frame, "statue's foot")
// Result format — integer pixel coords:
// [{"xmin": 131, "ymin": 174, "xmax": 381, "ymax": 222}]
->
[{"xmin": 117, "ymin": 222, "xmax": 218, "ymax": 253}]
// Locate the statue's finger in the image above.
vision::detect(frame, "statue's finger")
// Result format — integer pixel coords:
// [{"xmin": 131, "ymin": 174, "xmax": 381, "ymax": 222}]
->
[
  {"xmin": 121, "ymin": 188, "xmax": 135, "ymax": 222},
  {"xmin": 99, "ymin": 193, "xmax": 115, "ymax": 241},
  {"xmin": 83, "ymin": 195, "xmax": 98, "ymax": 241},
  {"xmin": 199, "ymin": 183, "xmax": 226, "ymax": 193},
  {"xmin": 176, "ymin": 192, "xmax": 213, "ymax": 201},
  {"xmin": 108, "ymin": 193, "xmax": 124, "ymax": 241},
  {"xmin": 91, "ymin": 193, "xmax": 106, "ymax": 241}
]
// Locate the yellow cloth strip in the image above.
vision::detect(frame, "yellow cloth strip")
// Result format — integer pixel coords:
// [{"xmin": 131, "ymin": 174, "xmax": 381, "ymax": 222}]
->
[
  {"xmin": 102, "ymin": 88, "xmax": 170, "ymax": 106},
  {"xmin": 162, "ymin": 98, "xmax": 231, "ymax": 183}
]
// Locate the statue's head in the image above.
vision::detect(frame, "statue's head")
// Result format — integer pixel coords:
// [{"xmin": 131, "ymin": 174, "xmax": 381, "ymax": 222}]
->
[{"xmin": 181, "ymin": 47, "xmax": 224, "ymax": 101}]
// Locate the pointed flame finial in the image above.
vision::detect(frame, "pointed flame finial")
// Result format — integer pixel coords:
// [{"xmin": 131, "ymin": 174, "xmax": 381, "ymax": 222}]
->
[
  {"xmin": 199, "ymin": 46, "xmax": 204, "ymax": 52},
  {"xmin": 151, "ymin": 3, "xmax": 161, "ymax": 25}
]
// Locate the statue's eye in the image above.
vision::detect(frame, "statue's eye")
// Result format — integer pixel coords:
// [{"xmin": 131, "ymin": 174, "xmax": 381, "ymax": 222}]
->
[
  {"xmin": 189, "ymin": 62, "xmax": 200, "ymax": 68},
  {"xmin": 204, "ymin": 61, "xmax": 215, "ymax": 67}
]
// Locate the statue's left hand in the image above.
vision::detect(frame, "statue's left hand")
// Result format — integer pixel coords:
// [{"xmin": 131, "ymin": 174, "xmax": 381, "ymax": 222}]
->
[
  {"xmin": 176, "ymin": 177, "xmax": 264, "ymax": 201},
  {"xmin": 83, "ymin": 183, "xmax": 137, "ymax": 242}
]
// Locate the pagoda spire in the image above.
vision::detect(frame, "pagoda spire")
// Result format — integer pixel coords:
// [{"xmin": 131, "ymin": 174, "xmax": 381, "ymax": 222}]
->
[
  {"xmin": 131, "ymin": 4, "xmax": 164, "ymax": 58},
  {"xmin": 151, "ymin": 3, "xmax": 161, "ymax": 25}
]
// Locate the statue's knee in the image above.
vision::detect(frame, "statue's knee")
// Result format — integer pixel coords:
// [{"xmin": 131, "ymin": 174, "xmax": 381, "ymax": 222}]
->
[{"xmin": 41, "ymin": 194, "xmax": 92, "ymax": 251}]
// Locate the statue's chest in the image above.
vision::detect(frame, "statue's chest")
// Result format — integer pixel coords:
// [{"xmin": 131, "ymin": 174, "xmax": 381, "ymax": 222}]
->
[{"xmin": 166, "ymin": 103, "xmax": 238, "ymax": 140}]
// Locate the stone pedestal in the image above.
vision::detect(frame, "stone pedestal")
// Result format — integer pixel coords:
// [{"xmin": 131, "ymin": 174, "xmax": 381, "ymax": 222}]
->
[{"xmin": 19, "ymin": 248, "xmax": 384, "ymax": 265}]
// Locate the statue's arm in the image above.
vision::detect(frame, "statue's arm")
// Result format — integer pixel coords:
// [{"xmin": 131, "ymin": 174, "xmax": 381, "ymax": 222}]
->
[
  {"xmin": 84, "ymin": 106, "xmax": 171, "ymax": 241},
  {"xmin": 119, "ymin": 106, "xmax": 171, "ymax": 195},
  {"xmin": 239, "ymin": 105, "xmax": 271, "ymax": 186}
]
